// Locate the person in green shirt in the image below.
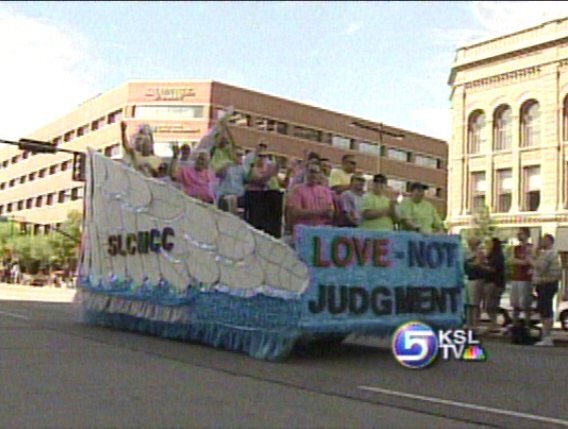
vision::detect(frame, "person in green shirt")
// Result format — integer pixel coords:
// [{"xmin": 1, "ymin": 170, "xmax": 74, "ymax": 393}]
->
[
  {"xmin": 360, "ymin": 174, "xmax": 397, "ymax": 231},
  {"xmin": 398, "ymin": 182, "xmax": 444, "ymax": 234}
]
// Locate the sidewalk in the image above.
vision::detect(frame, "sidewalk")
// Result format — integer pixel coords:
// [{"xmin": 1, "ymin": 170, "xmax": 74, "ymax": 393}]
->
[{"xmin": 0, "ymin": 283, "xmax": 77, "ymax": 303}]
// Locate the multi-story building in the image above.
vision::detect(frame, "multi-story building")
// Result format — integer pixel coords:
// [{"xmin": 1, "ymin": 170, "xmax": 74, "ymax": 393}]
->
[
  {"xmin": 448, "ymin": 17, "xmax": 568, "ymax": 245},
  {"xmin": 0, "ymin": 80, "xmax": 447, "ymax": 231}
]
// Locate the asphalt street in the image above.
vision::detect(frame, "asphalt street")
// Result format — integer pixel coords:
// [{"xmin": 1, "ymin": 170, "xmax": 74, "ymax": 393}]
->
[{"xmin": 0, "ymin": 285, "xmax": 567, "ymax": 429}]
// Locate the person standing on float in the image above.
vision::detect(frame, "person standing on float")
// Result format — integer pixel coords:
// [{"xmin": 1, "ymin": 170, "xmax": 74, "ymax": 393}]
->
[
  {"xmin": 120, "ymin": 121, "xmax": 162, "ymax": 177},
  {"xmin": 359, "ymin": 174, "xmax": 397, "ymax": 231},
  {"xmin": 398, "ymin": 182, "xmax": 444, "ymax": 233}
]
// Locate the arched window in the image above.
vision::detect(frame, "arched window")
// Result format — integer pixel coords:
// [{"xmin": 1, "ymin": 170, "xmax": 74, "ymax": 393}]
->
[
  {"xmin": 520, "ymin": 100, "xmax": 540, "ymax": 147},
  {"xmin": 467, "ymin": 110, "xmax": 486, "ymax": 154},
  {"xmin": 493, "ymin": 105, "xmax": 512, "ymax": 151}
]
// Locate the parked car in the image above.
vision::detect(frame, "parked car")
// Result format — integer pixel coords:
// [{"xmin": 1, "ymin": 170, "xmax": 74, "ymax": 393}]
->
[{"xmin": 558, "ymin": 300, "xmax": 568, "ymax": 331}]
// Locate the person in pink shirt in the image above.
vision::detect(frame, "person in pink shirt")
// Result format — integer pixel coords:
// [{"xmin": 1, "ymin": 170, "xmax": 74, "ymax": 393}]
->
[
  {"xmin": 286, "ymin": 163, "xmax": 334, "ymax": 236},
  {"xmin": 176, "ymin": 150, "xmax": 216, "ymax": 203}
]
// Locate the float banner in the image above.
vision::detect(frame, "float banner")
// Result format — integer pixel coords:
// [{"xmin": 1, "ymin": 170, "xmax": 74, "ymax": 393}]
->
[{"xmin": 296, "ymin": 226, "xmax": 464, "ymax": 333}]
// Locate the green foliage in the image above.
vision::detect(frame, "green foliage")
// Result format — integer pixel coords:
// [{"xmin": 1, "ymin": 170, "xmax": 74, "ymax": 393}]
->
[{"xmin": 0, "ymin": 210, "xmax": 82, "ymax": 274}]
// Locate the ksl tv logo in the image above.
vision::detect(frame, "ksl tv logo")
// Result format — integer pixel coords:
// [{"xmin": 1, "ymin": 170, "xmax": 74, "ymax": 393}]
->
[{"xmin": 391, "ymin": 321, "xmax": 487, "ymax": 369}]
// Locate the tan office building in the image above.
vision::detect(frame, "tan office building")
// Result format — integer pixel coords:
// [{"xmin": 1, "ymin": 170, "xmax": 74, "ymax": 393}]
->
[
  {"xmin": 0, "ymin": 80, "xmax": 447, "ymax": 231},
  {"xmin": 448, "ymin": 17, "xmax": 568, "ymax": 243}
]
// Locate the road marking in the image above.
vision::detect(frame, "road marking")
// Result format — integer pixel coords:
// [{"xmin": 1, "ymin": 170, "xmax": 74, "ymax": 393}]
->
[
  {"xmin": 0, "ymin": 310, "xmax": 31, "ymax": 320},
  {"xmin": 358, "ymin": 385, "xmax": 568, "ymax": 427}
]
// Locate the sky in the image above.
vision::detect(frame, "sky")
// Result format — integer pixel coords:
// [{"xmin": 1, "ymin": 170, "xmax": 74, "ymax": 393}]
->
[{"xmin": 2, "ymin": 1, "xmax": 568, "ymax": 142}]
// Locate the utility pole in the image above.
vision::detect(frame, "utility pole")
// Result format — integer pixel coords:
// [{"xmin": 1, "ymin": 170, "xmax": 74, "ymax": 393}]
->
[{"xmin": 350, "ymin": 121, "xmax": 405, "ymax": 174}]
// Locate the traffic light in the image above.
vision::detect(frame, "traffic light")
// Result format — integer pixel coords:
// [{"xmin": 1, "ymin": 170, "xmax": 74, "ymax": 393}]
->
[
  {"xmin": 18, "ymin": 138, "xmax": 57, "ymax": 154},
  {"xmin": 72, "ymin": 152, "xmax": 86, "ymax": 182}
]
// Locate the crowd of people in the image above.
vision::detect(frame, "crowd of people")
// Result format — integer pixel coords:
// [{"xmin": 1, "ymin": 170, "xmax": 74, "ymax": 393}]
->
[
  {"xmin": 464, "ymin": 227, "xmax": 562, "ymax": 346},
  {"xmin": 120, "ymin": 122, "xmax": 445, "ymax": 242}
]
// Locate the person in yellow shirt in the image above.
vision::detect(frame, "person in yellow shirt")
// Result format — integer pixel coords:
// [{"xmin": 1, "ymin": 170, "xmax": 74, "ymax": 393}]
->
[
  {"xmin": 398, "ymin": 182, "xmax": 444, "ymax": 234},
  {"xmin": 329, "ymin": 155, "xmax": 357, "ymax": 193},
  {"xmin": 120, "ymin": 121, "xmax": 163, "ymax": 177},
  {"xmin": 360, "ymin": 174, "xmax": 397, "ymax": 231}
]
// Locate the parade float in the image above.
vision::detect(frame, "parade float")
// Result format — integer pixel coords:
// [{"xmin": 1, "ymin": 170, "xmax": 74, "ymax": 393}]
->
[{"xmin": 77, "ymin": 148, "xmax": 465, "ymax": 361}]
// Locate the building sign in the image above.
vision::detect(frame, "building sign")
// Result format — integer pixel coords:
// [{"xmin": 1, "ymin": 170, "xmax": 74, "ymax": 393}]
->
[
  {"xmin": 296, "ymin": 226, "xmax": 464, "ymax": 326},
  {"xmin": 151, "ymin": 125, "xmax": 202, "ymax": 134},
  {"xmin": 144, "ymin": 87, "xmax": 196, "ymax": 101}
]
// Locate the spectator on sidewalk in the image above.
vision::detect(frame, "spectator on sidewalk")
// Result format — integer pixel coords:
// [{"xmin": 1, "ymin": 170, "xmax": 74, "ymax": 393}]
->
[
  {"xmin": 483, "ymin": 238, "xmax": 506, "ymax": 334},
  {"xmin": 510, "ymin": 227, "xmax": 534, "ymax": 330},
  {"xmin": 530, "ymin": 234, "xmax": 562, "ymax": 346},
  {"xmin": 464, "ymin": 237, "xmax": 487, "ymax": 332}
]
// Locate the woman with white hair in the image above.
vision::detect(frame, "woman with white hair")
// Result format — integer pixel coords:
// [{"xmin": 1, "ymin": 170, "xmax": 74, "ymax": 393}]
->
[
  {"xmin": 176, "ymin": 149, "xmax": 216, "ymax": 203},
  {"xmin": 120, "ymin": 121, "xmax": 163, "ymax": 177}
]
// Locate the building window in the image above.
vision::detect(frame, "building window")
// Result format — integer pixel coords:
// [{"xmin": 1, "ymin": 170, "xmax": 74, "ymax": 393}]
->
[
  {"xmin": 104, "ymin": 144, "xmax": 121, "ymax": 158},
  {"xmin": 35, "ymin": 196, "xmax": 43, "ymax": 208},
  {"xmin": 33, "ymin": 224, "xmax": 41, "ymax": 235},
  {"xmin": 134, "ymin": 105, "xmax": 204, "ymax": 119},
  {"xmin": 29, "ymin": 172, "xmax": 36, "ymax": 181},
  {"xmin": 49, "ymin": 164, "xmax": 59, "ymax": 175},
  {"xmin": 436, "ymin": 188, "xmax": 443, "ymax": 198},
  {"xmin": 276, "ymin": 121, "xmax": 288, "ymax": 135},
  {"xmin": 0, "ymin": 183, "xmax": 4, "ymax": 190},
  {"xmin": 108, "ymin": 109, "xmax": 123, "ymax": 124},
  {"xmin": 227, "ymin": 111, "xmax": 251, "ymax": 127},
  {"xmin": 493, "ymin": 105, "xmax": 512, "ymax": 151},
  {"xmin": 17, "ymin": 201, "xmax": 23, "ymax": 211},
  {"xmin": 8, "ymin": 179, "xmax": 15, "ymax": 187},
  {"xmin": 38, "ymin": 169, "xmax": 47, "ymax": 178},
  {"xmin": 61, "ymin": 160, "xmax": 71, "ymax": 171},
  {"xmin": 64, "ymin": 131, "xmax": 75, "ymax": 143},
  {"xmin": 2, "ymin": 160, "xmax": 8, "ymax": 168},
  {"xmin": 521, "ymin": 100, "xmax": 540, "ymax": 147},
  {"xmin": 22, "ymin": 151, "xmax": 29, "ymax": 160},
  {"xmin": 523, "ymin": 166, "xmax": 540, "ymax": 211},
  {"xmin": 26, "ymin": 199, "xmax": 33, "ymax": 209},
  {"xmin": 415, "ymin": 154, "xmax": 437, "ymax": 168},
  {"xmin": 255, "ymin": 117, "xmax": 276, "ymax": 132},
  {"xmin": 44, "ymin": 225, "xmax": 51, "ymax": 235},
  {"xmin": 358, "ymin": 141, "xmax": 381, "ymax": 156},
  {"xmin": 468, "ymin": 110, "xmax": 486, "ymax": 154},
  {"xmin": 19, "ymin": 176, "xmax": 26, "ymax": 184},
  {"xmin": 53, "ymin": 137, "xmax": 62, "ymax": 147},
  {"xmin": 7, "ymin": 203, "xmax": 12, "ymax": 213},
  {"xmin": 386, "ymin": 148, "xmax": 409, "ymax": 162},
  {"xmin": 58, "ymin": 190, "xmax": 67, "ymax": 204},
  {"xmin": 0, "ymin": 206, "xmax": 3, "ymax": 215},
  {"xmin": 292, "ymin": 125, "xmax": 322, "ymax": 142},
  {"xmin": 331, "ymin": 135, "xmax": 351, "ymax": 150},
  {"xmin": 47, "ymin": 193, "xmax": 54, "ymax": 205},
  {"xmin": 77, "ymin": 125, "xmax": 89, "ymax": 137},
  {"xmin": 71, "ymin": 187, "xmax": 81, "ymax": 200},
  {"xmin": 495, "ymin": 169, "xmax": 512, "ymax": 213},
  {"xmin": 470, "ymin": 172, "xmax": 486, "ymax": 211},
  {"xmin": 388, "ymin": 178, "xmax": 406, "ymax": 193}
]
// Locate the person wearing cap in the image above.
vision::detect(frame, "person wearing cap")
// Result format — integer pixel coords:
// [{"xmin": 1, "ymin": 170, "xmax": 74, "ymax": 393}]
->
[
  {"xmin": 286, "ymin": 163, "xmax": 334, "ymax": 237},
  {"xmin": 398, "ymin": 182, "xmax": 444, "ymax": 233},
  {"xmin": 329, "ymin": 155, "xmax": 356, "ymax": 194},
  {"xmin": 359, "ymin": 174, "xmax": 397, "ymax": 231},
  {"xmin": 338, "ymin": 174, "xmax": 366, "ymax": 227}
]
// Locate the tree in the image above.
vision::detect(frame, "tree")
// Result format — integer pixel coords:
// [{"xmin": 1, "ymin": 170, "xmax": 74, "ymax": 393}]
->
[
  {"xmin": 464, "ymin": 204, "xmax": 496, "ymax": 243},
  {"xmin": 49, "ymin": 210, "xmax": 82, "ymax": 274}
]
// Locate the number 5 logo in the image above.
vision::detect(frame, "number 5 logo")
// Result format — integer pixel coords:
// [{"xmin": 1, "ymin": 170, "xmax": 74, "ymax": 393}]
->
[{"xmin": 402, "ymin": 331, "xmax": 435, "ymax": 361}]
